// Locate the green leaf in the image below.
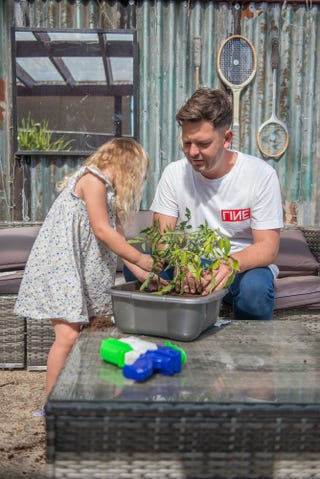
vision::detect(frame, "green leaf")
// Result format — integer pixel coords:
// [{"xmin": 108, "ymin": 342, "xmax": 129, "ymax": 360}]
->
[
  {"xmin": 128, "ymin": 208, "xmax": 235, "ymax": 296},
  {"xmin": 18, "ymin": 113, "xmax": 73, "ymax": 151}
]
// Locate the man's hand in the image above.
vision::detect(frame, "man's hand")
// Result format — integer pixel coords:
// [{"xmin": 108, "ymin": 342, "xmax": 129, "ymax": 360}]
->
[
  {"xmin": 200, "ymin": 261, "xmax": 233, "ymax": 295},
  {"xmin": 175, "ymin": 269, "xmax": 204, "ymax": 295},
  {"xmin": 175, "ymin": 261, "xmax": 234, "ymax": 296}
]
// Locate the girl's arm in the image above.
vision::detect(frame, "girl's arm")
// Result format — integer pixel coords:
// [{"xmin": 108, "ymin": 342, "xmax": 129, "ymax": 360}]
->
[
  {"xmin": 116, "ymin": 214, "xmax": 168, "ymax": 289},
  {"xmin": 78, "ymin": 172, "xmax": 155, "ymax": 272}
]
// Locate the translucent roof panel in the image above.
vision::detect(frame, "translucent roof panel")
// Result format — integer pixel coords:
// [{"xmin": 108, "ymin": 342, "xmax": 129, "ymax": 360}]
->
[
  {"xmin": 62, "ymin": 57, "xmax": 106, "ymax": 82},
  {"xmin": 17, "ymin": 58, "xmax": 64, "ymax": 82},
  {"xmin": 105, "ymin": 33, "xmax": 134, "ymax": 42},
  {"xmin": 48, "ymin": 32, "xmax": 98, "ymax": 42},
  {"xmin": 15, "ymin": 31, "xmax": 36, "ymax": 41},
  {"xmin": 110, "ymin": 58, "xmax": 133, "ymax": 83},
  {"xmin": 15, "ymin": 30, "xmax": 135, "ymax": 90}
]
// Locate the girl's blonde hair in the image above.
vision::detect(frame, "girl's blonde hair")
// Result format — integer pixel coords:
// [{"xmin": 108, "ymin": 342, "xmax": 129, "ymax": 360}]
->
[{"xmin": 57, "ymin": 138, "xmax": 149, "ymax": 223}]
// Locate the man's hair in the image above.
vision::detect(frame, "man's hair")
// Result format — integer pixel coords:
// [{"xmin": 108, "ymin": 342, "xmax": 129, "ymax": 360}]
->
[{"xmin": 176, "ymin": 87, "xmax": 232, "ymax": 129}]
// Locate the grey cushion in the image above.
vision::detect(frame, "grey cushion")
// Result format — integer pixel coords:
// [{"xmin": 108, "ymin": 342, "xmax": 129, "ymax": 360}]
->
[
  {"xmin": 274, "ymin": 275, "xmax": 320, "ymax": 310},
  {"xmin": 276, "ymin": 229, "xmax": 319, "ymax": 278},
  {"xmin": 0, "ymin": 270, "xmax": 24, "ymax": 294},
  {"xmin": 0, "ymin": 226, "xmax": 40, "ymax": 271}
]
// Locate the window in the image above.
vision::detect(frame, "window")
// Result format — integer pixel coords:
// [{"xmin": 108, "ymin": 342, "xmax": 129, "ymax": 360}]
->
[{"xmin": 13, "ymin": 29, "xmax": 137, "ymax": 152}]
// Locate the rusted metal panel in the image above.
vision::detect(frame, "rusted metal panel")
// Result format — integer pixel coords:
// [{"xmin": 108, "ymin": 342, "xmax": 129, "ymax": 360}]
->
[
  {"xmin": 0, "ymin": 1, "xmax": 319, "ymax": 226},
  {"xmin": 137, "ymin": 0, "xmax": 320, "ymax": 225},
  {"xmin": 245, "ymin": 2, "xmax": 320, "ymax": 225},
  {"xmin": 0, "ymin": 1, "xmax": 15, "ymax": 222},
  {"xmin": 16, "ymin": 153, "xmax": 85, "ymax": 221}
]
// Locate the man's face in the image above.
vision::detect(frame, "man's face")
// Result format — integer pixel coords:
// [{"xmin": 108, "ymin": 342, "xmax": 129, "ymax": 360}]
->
[{"xmin": 181, "ymin": 120, "xmax": 232, "ymax": 179}]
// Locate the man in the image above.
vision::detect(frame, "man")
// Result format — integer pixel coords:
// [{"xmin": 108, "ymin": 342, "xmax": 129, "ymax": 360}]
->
[{"xmin": 149, "ymin": 87, "xmax": 283, "ymax": 319}]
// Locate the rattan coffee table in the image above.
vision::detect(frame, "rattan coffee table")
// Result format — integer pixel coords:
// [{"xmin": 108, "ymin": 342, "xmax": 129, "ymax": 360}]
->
[{"xmin": 46, "ymin": 320, "xmax": 320, "ymax": 479}]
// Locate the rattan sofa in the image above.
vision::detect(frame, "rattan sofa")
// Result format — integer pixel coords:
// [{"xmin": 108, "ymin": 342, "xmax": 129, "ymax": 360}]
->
[
  {"xmin": 272, "ymin": 226, "xmax": 320, "ymax": 320},
  {"xmin": 0, "ymin": 220, "xmax": 319, "ymax": 370},
  {"xmin": 0, "ymin": 221, "xmax": 53, "ymax": 369}
]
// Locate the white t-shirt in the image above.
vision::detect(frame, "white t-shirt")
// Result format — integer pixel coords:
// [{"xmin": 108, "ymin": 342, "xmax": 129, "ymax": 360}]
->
[{"xmin": 150, "ymin": 151, "xmax": 284, "ymax": 255}]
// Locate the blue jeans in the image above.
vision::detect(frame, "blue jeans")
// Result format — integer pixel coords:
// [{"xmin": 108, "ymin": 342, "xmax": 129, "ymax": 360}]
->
[
  {"xmin": 223, "ymin": 267, "xmax": 275, "ymax": 320},
  {"xmin": 123, "ymin": 262, "xmax": 275, "ymax": 320}
]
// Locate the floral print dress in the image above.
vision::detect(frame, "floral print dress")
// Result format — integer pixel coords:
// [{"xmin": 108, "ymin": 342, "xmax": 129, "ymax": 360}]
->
[{"xmin": 15, "ymin": 166, "xmax": 117, "ymax": 324}]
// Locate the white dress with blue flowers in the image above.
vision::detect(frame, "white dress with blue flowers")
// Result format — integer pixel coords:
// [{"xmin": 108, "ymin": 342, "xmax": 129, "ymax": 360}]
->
[{"xmin": 15, "ymin": 166, "xmax": 117, "ymax": 324}]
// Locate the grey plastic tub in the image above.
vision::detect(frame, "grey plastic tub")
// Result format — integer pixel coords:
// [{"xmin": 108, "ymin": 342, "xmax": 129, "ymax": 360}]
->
[{"xmin": 110, "ymin": 281, "xmax": 226, "ymax": 341}]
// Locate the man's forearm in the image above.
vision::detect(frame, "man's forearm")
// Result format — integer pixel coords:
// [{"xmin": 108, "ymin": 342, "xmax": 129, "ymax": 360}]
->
[{"xmin": 232, "ymin": 242, "xmax": 279, "ymax": 273}]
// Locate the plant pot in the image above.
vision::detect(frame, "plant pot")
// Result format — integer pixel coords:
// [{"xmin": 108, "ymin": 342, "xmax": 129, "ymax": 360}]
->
[{"xmin": 110, "ymin": 281, "xmax": 226, "ymax": 341}]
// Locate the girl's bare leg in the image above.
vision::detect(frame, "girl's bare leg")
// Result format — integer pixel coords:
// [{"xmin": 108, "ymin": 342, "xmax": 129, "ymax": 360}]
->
[{"xmin": 46, "ymin": 320, "xmax": 80, "ymax": 399}]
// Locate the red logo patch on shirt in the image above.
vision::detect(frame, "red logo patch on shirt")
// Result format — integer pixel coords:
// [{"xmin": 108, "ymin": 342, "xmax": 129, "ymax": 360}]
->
[{"xmin": 221, "ymin": 208, "xmax": 251, "ymax": 222}]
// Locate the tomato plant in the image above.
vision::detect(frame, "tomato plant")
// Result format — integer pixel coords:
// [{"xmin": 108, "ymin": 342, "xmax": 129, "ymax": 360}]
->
[{"xmin": 129, "ymin": 208, "xmax": 239, "ymax": 295}]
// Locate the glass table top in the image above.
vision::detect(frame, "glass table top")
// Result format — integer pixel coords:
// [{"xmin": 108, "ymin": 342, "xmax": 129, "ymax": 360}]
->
[{"xmin": 49, "ymin": 319, "xmax": 320, "ymax": 405}]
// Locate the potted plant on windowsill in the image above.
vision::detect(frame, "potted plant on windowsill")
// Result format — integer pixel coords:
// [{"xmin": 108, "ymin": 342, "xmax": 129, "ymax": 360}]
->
[
  {"xmin": 110, "ymin": 209, "xmax": 239, "ymax": 341},
  {"xmin": 18, "ymin": 115, "xmax": 73, "ymax": 152}
]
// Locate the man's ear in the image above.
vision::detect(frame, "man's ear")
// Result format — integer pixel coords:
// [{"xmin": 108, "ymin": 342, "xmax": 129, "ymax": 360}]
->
[
  {"xmin": 224, "ymin": 129, "xmax": 233, "ymax": 148},
  {"xmin": 179, "ymin": 131, "xmax": 184, "ymax": 150}
]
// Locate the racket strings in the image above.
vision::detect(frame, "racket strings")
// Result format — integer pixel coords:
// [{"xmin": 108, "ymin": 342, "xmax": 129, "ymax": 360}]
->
[
  {"xmin": 219, "ymin": 39, "xmax": 255, "ymax": 85},
  {"xmin": 258, "ymin": 122, "xmax": 288, "ymax": 157}
]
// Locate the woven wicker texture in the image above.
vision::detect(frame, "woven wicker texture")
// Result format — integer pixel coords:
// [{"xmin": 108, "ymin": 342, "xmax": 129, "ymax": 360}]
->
[
  {"xmin": 46, "ymin": 452, "xmax": 320, "ymax": 478},
  {"xmin": 0, "ymin": 295, "xmax": 25, "ymax": 368},
  {"xmin": 300, "ymin": 227, "xmax": 320, "ymax": 263},
  {"xmin": 26, "ymin": 318, "xmax": 54, "ymax": 370}
]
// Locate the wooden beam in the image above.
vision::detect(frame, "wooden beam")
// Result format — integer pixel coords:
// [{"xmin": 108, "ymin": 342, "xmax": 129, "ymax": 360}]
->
[
  {"xmin": 16, "ymin": 41, "xmax": 133, "ymax": 58},
  {"xmin": 17, "ymin": 84, "xmax": 133, "ymax": 97}
]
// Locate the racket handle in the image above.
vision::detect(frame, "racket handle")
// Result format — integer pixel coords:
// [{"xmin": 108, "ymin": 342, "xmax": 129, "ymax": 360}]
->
[
  {"xmin": 194, "ymin": 36, "xmax": 201, "ymax": 89},
  {"xmin": 271, "ymin": 37, "xmax": 279, "ymax": 70},
  {"xmin": 232, "ymin": 124, "xmax": 240, "ymax": 150},
  {"xmin": 193, "ymin": 36, "xmax": 201, "ymax": 68}
]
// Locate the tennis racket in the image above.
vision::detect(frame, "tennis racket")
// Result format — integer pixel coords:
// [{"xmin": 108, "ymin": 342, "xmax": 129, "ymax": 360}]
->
[
  {"xmin": 257, "ymin": 38, "xmax": 289, "ymax": 160},
  {"xmin": 217, "ymin": 35, "xmax": 257, "ymax": 150},
  {"xmin": 194, "ymin": 36, "xmax": 201, "ymax": 89}
]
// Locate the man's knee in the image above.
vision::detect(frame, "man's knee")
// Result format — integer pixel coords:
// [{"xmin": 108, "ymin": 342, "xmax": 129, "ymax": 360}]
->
[{"xmin": 232, "ymin": 268, "xmax": 275, "ymax": 320}]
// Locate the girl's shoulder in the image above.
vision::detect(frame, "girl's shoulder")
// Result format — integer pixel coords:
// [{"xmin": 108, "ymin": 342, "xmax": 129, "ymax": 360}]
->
[{"xmin": 71, "ymin": 165, "xmax": 113, "ymax": 188}]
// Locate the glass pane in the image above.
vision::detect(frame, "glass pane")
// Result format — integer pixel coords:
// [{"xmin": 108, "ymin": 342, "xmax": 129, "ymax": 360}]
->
[
  {"xmin": 61, "ymin": 57, "xmax": 105, "ymax": 83},
  {"xmin": 48, "ymin": 32, "xmax": 98, "ymax": 42},
  {"xmin": 110, "ymin": 58, "xmax": 133, "ymax": 83},
  {"xmin": 17, "ymin": 58, "xmax": 64, "ymax": 82},
  {"xmin": 15, "ymin": 31, "xmax": 36, "ymax": 41},
  {"xmin": 105, "ymin": 33, "xmax": 133, "ymax": 42}
]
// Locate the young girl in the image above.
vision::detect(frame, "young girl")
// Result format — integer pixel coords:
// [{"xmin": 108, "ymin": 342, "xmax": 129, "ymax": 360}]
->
[{"xmin": 15, "ymin": 138, "xmax": 158, "ymax": 403}]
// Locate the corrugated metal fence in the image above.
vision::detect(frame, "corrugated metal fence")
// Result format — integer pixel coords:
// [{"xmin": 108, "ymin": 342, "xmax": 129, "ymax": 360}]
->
[{"xmin": 0, "ymin": 0, "xmax": 319, "ymax": 225}]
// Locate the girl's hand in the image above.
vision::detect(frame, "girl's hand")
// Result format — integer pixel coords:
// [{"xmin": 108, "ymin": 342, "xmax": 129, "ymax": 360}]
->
[
  {"xmin": 137, "ymin": 253, "xmax": 163, "ymax": 273},
  {"xmin": 126, "ymin": 264, "xmax": 168, "ymax": 292}
]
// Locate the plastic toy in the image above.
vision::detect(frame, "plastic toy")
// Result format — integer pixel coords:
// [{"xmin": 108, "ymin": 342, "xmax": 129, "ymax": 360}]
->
[{"xmin": 100, "ymin": 336, "xmax": 187, "ymax": 381}]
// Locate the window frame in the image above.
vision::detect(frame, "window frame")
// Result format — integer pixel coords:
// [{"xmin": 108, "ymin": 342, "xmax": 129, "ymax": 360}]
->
[{"xmin": 12, "ymin": 27, "xmax": 139, "ymax": 155}]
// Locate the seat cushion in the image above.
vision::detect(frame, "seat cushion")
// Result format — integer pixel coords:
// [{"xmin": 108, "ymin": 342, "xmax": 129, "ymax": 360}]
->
[
  {"xmin": 274, "ymin": 275, "xmax": 320, "ymax": 310},
  {"xmin": 276, "ymin": 229, "xmax": 319, "ymax": 278},
  {"xmin": 0, "ymin": 226, "xmax": 40, "ymax": 271},
  {"xmin": 0, "ymin": 270, "xmax": 24, "ymax": 294}
]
